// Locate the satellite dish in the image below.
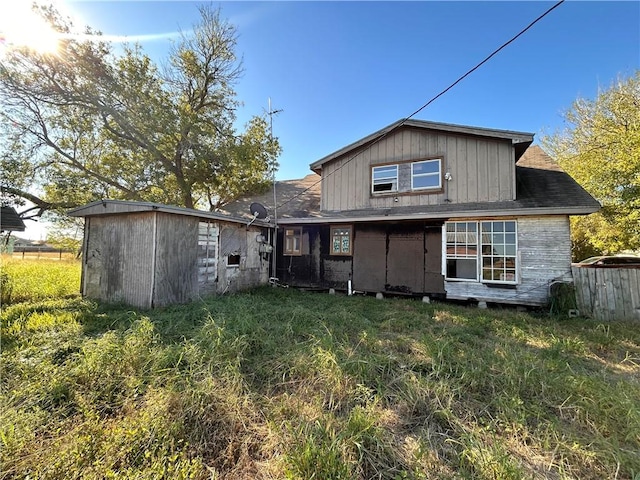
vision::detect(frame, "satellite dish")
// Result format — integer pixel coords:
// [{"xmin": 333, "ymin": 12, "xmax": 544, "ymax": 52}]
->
[
  {"xmin": 247, "ymin": 202, "xmax": 270, "ymax": 227},
  {"xmin": 249, "ymin": 202, "xmax": 269, "ymax": 220}
]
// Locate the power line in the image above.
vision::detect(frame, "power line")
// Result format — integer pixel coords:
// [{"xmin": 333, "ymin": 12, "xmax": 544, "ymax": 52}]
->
[{"xmin": 276, "ymin": 0, "xmax": 565, "ymax": 211}]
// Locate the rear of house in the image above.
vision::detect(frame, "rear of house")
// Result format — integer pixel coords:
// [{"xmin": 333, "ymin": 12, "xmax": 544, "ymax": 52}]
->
[{"xmin": 221, "ymin": 119, "xmax": 600, "ymax": 306}]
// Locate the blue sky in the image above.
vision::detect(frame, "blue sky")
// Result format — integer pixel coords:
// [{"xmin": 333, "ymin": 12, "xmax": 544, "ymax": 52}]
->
[
  {"xmin": 68, "ymin": 1, "xmax": 639, "ymax": 182},
  {"xmin": 6, "ymin": 1, "xmax": 640, "ymax": 238}
]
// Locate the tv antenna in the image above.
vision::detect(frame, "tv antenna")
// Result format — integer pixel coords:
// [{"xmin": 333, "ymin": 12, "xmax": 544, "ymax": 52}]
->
[{"xmin": 267, "ymin": 98, "xmax": 282, "ymax": 278}]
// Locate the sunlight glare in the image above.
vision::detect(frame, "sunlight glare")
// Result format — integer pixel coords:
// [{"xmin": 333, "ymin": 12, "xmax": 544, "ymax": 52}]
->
[{"xmin": 0, "ymin": 2, "xmax": 63, "ymax": 56}]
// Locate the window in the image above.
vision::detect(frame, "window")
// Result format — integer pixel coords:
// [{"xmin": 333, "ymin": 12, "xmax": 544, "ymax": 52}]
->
[
  {"xmin": 412, "ymin": 159, "xmax": 441, "ymax": 190},
  {"xmin": 227, "ymin": 253, "xmax": 240, "ymax": 267},
  {"xmin": 445, "ymin": 222, "xmax": 478, "ymax": 280},
  {"xmin": 372, "ymin": 165, "xmax": 398, "ymax": 193},
  {"xmin": 481, "ymin": 221, "xmax": 517, "ymax": 283},
  {"xmin": 445, "ymin": 220, "xmax": 518, "ymax": 284},
  {"xmin": 331, "ymin": 226, "xmax": 352, "ymax": 255},
  {"xmin": 284, "ymin": 227, "xmax": 302, "ymax": 256}
]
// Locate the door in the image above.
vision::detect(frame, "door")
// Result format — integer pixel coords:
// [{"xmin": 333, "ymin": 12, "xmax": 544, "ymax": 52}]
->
[
  {"xmin": 387, "ymin": 227, "xmax": 424, "ymax": 293},
  {"xmin": 424, "ymin": 225, "xmax": 445, "ymax": 294},
  {"xmin": 352, "ymin": 225, "xmax": 386, "ymax": 292}
]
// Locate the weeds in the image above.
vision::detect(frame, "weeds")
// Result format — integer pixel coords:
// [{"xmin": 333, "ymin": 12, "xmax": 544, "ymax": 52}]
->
[{"xmin": 1, "ymin": 261, "xmax": 639, "ymax": 479}]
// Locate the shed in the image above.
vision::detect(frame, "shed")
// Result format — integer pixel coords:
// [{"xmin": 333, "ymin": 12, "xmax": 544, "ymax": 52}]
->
[{"xmin": 68, "ymin": 200, "xmax": 273, "ymax": 308}]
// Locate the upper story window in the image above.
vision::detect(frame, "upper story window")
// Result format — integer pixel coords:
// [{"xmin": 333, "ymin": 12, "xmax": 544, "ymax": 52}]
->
[
  {"xmin": 330, "ymin": 226, "xmax": 352, "ymax": 255},
  {"xmin": 372, "ymin": 165, "xmax": 398, "ymax": 193},
  {"xmin": 284, "ymin": 227, "xmax": 302, "ymax": 256},
  {"xmin": 412, "ymin": 159, "xmax": 442, "ymax": 190}
]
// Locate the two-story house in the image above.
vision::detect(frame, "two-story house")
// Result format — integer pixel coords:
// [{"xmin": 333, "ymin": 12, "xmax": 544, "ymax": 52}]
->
[{"xmin": 221, "ymin": 119, "xmax": 600, "ymax": 306}]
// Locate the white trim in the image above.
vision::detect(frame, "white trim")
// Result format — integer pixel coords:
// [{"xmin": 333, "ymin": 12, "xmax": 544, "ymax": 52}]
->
[{"xmin": 411, "ymin": 158, "xmax": 442, "ymax": 191}]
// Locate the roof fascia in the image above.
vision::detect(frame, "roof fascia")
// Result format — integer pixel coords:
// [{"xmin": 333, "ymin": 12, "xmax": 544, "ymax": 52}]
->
[
  {"xmin": 276, "ymin": 206, "xmax": 600, "ymax": 225},
  {"xmin": 67, "ymin": 200, "xmax": 273, "ymax": 228}
]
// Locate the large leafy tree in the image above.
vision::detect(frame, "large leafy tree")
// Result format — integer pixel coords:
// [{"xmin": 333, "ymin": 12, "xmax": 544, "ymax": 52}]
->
[
  {"xmin": 0, "ymin": 5, "xmax": 280, "ymax": 222},
  {"xmin": 542, "ymin": 72, "xmax": 640, "ymax": 258}
]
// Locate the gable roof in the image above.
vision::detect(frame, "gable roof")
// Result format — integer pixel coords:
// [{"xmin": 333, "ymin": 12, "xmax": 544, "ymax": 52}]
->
[
  {"xmin": 1, "ymin": 206, "xmax": 26, "ymax": 232},
  {"xmin": 310, "ymin": 118, "xmax": 534, "ymax": 173}
]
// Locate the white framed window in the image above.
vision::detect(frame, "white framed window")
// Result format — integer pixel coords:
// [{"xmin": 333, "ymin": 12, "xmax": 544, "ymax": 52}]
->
[
  {"xmin": 445, "ymin": 221, "xmax": 478, "ymax": 281},
  {"xmin": 412, "ymin": 158, "xmax": 442, "ymax": 190},
  {"xmin": 284, "ymin": 227, "xmax": 302, "ymax": 256},
  {"xmin": 481, "ymin": 221, "xmax": 517, "ymax": 283},
  {"xmin": 444, "ymin": 220, "xmax": 518, "ymax": 284},
  {"xmin": 372, "ymin": 165, "xmax": 398, "ymax": 193},
  {"xmin": 330, "ymin": 225, "xmax": 352, "ymax": 255}
]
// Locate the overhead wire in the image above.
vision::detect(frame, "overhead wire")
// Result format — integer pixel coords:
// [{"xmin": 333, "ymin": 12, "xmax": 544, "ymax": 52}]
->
[{"xmin": 276, "ymin": 0, "xmax": 566, "ymax": 211}]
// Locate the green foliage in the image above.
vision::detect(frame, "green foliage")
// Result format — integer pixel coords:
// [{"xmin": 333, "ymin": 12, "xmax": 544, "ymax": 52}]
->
[
  {"xmin": 542, "ymin": 71, "xmax": 640, "ymax": 257},
  {"xmin": 1, "ymin": 267, "xmax": 639, "ymax": 479},
  {"xmin": 0, "ymin": 4, "xmax": 280, "ymax": 217}
]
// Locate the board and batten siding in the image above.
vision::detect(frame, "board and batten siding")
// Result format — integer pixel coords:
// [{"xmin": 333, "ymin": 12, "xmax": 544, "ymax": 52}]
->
[
  {"xmin": 83, "ymin": 212, "xmax": 155, "ymax": 308},
  {"xmin": 320, "ymin": 128, "xmax": 515, "ymax": 212},
  {"xmin": 445, "ymin": 216, "xmax": 572, "ymax": 306}
]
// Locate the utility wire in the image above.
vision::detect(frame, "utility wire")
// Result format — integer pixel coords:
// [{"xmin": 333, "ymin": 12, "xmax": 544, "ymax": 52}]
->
[{"xmin": 276, "ymin": 0, "xmax": 565, "ymax": 211}]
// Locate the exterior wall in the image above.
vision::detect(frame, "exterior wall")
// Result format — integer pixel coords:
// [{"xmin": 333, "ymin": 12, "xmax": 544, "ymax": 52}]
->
[
  {"xmin": 445, "ymin": 215, "xmax": 572, "ymax": 305},
  {"xmin": 277, "ymin": 226, "xmax": 352, "ymax": 289},
  {"xmin": 277, "ymin": 222, "xmax": 444, "ymax": 295},
  {"xmin": 217, "ymin": 223, "xmax": 270, "ymax": 294},
  {"xmin": 321, "ymin": 127, "xmax": 514, "ymax": 211},
  {"xmin": 83, "ymin": 213, "xmax": 155, "ymax": 308}
]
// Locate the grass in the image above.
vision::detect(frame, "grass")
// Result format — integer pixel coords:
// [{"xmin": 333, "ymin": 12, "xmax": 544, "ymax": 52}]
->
[{"xmin": 1, "ymin": 261, "xmax": 639, "ymax": 479}]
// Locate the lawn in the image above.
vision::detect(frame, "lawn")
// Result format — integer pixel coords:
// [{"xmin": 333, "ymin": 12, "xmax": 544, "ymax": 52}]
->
[{"xmin": 1, "ymin": 260, "xmax": 639, "ymax": 479}]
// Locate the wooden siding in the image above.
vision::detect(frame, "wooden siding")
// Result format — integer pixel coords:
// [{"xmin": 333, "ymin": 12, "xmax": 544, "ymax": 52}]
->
[
  {"xmin": 320, "ymin": 128, "xmax": 514, "ymax": 211},
  {"xmin": 152, "ymin": 213, "xmax": 199, "ymax": 307},
  {"xmin": 445, "ymin": 216, "xmax": 572, "ymax": 305},
  {"xmin": 83, "ymin": 213, "xmax": 155, "ymax": 308},
  {"xmin": 572, "ymin": 266, "xmax": 640, "ymax": 321}
]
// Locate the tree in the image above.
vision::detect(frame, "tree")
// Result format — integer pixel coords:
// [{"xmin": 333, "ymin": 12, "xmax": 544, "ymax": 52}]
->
[
  {"xmin": 0, "ymin": 5, "xmax": 280, "ymax": 222},
  {"xmin": 542, "ymin": 72, "xmax": 640, "ymax": 258}
]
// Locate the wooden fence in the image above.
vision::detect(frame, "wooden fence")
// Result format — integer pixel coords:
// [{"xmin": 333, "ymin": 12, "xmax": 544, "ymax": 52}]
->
[{"xmin": 571, "ymin": 265, "xmax": 640, "ymax": 322}]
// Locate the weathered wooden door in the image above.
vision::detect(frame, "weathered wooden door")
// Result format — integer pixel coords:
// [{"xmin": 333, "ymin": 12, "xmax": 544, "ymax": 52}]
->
[
  {"xmin": 424, "ymin": 225, "xmax": 445, "ymax": 294},
  {"xmin": 352, "ymin": 226, "xmax": 386, "ymax": 292},
  {"xmin": 387, "ymin": 228, "xmax": 424, "ymax": 293}
]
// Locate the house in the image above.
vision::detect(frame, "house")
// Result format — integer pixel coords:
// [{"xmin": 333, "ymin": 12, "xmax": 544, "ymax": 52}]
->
[
  {"xmin": 68, "ymin": 200, "xmax": 272, "ymax": 308},
  {"xmin": 220, "ymin": 119, "xmax": 600, "ymax": 306}
]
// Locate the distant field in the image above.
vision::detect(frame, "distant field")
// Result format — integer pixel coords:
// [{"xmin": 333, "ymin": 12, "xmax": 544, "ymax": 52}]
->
[{"xmin": 1, "ymin": 261, "xmax": 639, "ymax": 479}]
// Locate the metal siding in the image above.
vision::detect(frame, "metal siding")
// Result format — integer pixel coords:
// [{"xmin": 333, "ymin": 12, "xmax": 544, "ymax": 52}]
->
[
  {"xmin": 83, "ymin": 213, "xmax": 155, "ymax": 308},
  {"xmin": 153, "ymin": 213, "xmax": 199, "ymax": 307}
]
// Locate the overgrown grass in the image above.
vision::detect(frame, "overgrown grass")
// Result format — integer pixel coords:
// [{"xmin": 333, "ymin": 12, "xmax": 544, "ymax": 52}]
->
[
  {"xmin": 1, "ymin": 262, "xmax": 639, "ymax": 479},
  {"xmin": 1, "ymin": 256, "xmax": 81, "ymax": 304}
]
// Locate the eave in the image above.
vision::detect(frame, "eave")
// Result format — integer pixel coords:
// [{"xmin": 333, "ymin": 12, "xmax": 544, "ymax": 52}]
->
[{"xmin": 68, "ymin": 200, "xmax": 273, "ymax": 228}]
